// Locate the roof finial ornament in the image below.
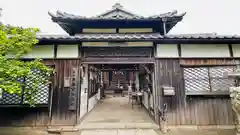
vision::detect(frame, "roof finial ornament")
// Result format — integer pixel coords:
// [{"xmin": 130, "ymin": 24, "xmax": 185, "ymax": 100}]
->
[{"xmin": 112, "ymin": 3, "xmax": 123, "ymax": 9}]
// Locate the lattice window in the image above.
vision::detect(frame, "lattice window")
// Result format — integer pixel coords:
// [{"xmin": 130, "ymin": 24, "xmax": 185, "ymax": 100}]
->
[
  {"xmin": 184, "ymin": 68, "xmax": 210, "ymax": 93},
  {"xmin": 183, "ymin": 66, "xmax": 235, "ymax": 94},
  {"xmin": 0, "ymin": 68, "xmax": 51, "ymax": 105}
]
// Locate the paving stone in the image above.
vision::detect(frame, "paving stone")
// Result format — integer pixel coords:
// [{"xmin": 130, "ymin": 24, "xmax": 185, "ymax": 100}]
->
[
  {"xmin": 117, "ymin": 129, "xmax": 137, "ymax": 135},
  {"xmin": 80, "ymin": 129, "xmax": 118, "ymax": 135},
  {"xmin": 135, "ymin": 129, "xmax": 158, "ymax": 135}
]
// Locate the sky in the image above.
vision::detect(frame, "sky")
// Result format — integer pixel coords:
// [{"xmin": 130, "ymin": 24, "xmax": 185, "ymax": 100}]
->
[{"xmin": 0, "ymin": 0, "xmax": 239, "ymax": 35}]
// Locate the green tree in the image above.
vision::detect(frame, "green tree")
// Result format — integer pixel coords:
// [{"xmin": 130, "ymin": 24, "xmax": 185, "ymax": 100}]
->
[{"xmin": 0, "ymin": 24, "xmax": 53, "ymax": 106}]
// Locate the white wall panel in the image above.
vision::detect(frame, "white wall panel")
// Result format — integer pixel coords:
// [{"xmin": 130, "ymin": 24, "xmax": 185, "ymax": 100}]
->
[
  {"xmin": 143, "ymin": 91, "xmax": 149, "ymax": 109},
  {"xmin": 119, "ymin": 28, "xmax": 152, "ymax": 33},
  {"xmin": 23, "ymin": 45, "xmax": 54, "ymax": 58},
  {"xmin": 181, "ymin": 44, "xmax": 230, "ymax": 58},
  {"xmin": 232, "ymin": 44, "xmax": 240, "ymax": 57},
  {"xmin": 127, "ymin": 42, "xmax": 153, "ymax": 46},
  {"xmin": 88, "ymin": 94, "xmax": 99, "ymax": 112},
  {"xmin": 57, "ymin": 45, "xmax": 78, "ymax": 58},
  {"xmin": 156, "ymin": 44, "xmax": 179, "ymax": 57},
  {"xmin": 82, "ymin": 42, "xmax": 109, "ymax": 47},
  {"xmin": 82, "ymin": 29, "xmax": 116, "ymax": 33}
]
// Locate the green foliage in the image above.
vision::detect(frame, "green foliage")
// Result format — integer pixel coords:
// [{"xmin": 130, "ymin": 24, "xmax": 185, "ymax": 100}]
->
[{"xmin": 0, "ymin": 24, "xmax": 53, "ymax": 106}]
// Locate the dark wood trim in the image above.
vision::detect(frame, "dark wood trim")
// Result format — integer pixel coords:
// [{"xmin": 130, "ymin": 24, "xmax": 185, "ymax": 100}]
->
[
  {"xmin": 180, "ymin": 64, "xmax": 237, "ymax": 67},
  {"xmin": 177, "ymin": 44, "xmax": 181, "ymax": 57},
  {"xmin": 54, "ymin": 44, "xmax": 57, "ymax": 58},
  {"xmin": 38, "ymin": 38, "xmax": 240, "ymax": 45},
  {"xmin": 101, "ymin": 69, "xmax": 139, "ymax": 71},
  {"xmin": 108, "ymin": 71, "xmax": 111, "ymax": 86},
  {"xmin": 207, "ymin": 68, "xmax": 212, "ymax": 92},
  {"xmin": 186, "ymin": 91, "xmax": 229, "ymax": 96},
  {"xmin": 82, "ymin": 57, "xmax": 154, "ymax": 64},
  {"xmin": 87, "ymin": 65, "xmax": 90, "ymax": 112},
  {"xmin": 78, "ymin": 43, "xmax": 82, "ymax": 58},
  {"xmin": 153, "ymin": 43, "xmax": 157, "ymax": 57},
  {"xmin": 155, "ymin": 57, "xmax": 237, "ymax": 60},
  {"xmin": 228, "ymin": 44, "xmax": 233, "ymax": 57}
]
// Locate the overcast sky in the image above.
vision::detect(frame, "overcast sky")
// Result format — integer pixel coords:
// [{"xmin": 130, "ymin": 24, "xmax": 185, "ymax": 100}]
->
[{"xmin": 0, "ymin": 0, "xmax": 239, "ymax": 35}]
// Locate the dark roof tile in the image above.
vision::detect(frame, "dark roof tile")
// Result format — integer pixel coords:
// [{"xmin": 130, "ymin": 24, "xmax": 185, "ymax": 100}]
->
[
  {"xmin": 37, "ymin": 33, "xmax": 240, "ymax": 41},
  {"xmin": 37, "ymin": 33, "xmax": 163, "ymax": 41},
  {"xmin": 48, "ymin": 3, "xmax": 186, "ymax": 20}
]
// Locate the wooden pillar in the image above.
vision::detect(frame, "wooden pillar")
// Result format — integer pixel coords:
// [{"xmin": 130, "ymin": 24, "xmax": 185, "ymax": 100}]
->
[
  {"xmin": 129, "ymin": 71, "xmax": 134, "ymax": 84},
  {"xmin": 108, "ymin": 71, "xmax": 112, "ymax": 86},
  {"xmin": 153, "ymin": 60, "xmax": 163, "ymax": 128}
]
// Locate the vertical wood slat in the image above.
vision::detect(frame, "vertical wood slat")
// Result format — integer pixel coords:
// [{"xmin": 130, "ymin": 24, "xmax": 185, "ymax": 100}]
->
[
  {"xmin": 155, "ymin": 59, "xmax": 234, "ymax": 126},
  {"xmin": 0, "ymin": 59, "xmax": 81, "ymax": 126}
]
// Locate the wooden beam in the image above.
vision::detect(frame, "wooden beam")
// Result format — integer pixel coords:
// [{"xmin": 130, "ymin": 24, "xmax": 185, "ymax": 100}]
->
[
  {"xmin": 228, "ymin": 44, "xmax": 233, "ymax": 57},
  {"xmin": 78, "ymin": 42, "xmax": 82, "ymax": 58},
  {"xmin": 177, "ymin": 44, "xmax": 181, "ymax": 57},
  {"xmin": 53, "ymin": 44, "xmax": 57, "ymax": 58},
  {"xmin": 101, "ymin": 69, "xmax": 139, "ymax": 71},
  {"xmin": 82, "ymin": 57, "xmax": 154, "ymax": 64}
]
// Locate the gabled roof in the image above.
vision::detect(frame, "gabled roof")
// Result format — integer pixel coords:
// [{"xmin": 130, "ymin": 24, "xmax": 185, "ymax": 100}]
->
[
  {"xmin": 48, "ymin": 3, "xmax": 186, "ymax": 20},
  {"xmin": 96, "ymin": 3, "xmax": 142, "ymax": 19}
]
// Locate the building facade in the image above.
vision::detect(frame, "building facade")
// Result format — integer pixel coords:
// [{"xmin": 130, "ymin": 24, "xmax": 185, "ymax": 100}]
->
[{"xmin": 0, "ymin": 3, "xmax": 240, "ymax": 129}]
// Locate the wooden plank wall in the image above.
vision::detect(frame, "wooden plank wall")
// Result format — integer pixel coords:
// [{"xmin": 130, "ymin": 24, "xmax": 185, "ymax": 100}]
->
[
  {"xmin": 155, "ymin": 59, "xmax": 234, "ymax": 125},
  {"xmin": 0, "ymin": 59, "xmax": 82, "ymax": 126}
]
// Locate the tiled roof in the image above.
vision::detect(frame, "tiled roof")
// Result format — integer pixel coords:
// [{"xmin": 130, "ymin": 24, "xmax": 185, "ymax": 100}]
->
[
  {"xmin": 165, "ymin": 33, "xmax": 240, "ymax": 39},
  {"xmin": 96, "ymin": 3, "xmax": 142, "ymax": 19},
  {"xmin": 37, "ymin": 33, "xmax": 163, "ymax": 41},
  {"xmin": 48, "ymin": 10, "xmax": 186, "ymax": 20},
  {"xmin": 48, "ymin": 3, "xmax": 186, "ymax": 20},
  {"xmin": 37, "ymin": 33, "xmax": 240, "ymax": 41}
]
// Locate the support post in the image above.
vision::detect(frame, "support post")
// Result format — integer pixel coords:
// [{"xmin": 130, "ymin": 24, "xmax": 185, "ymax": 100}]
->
[{"xmin": 153, "ymin": 62, "xmax": 159, "ymax": 124}]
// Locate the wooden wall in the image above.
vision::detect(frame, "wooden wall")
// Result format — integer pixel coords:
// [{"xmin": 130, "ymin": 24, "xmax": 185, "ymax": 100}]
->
[
  {"xmin": 155, "ymin": 59, "xmax": 234, "ymax": 125},
  {"xmin": 0, "ymin": 59, "xmax": 82, "ymax": 126}
]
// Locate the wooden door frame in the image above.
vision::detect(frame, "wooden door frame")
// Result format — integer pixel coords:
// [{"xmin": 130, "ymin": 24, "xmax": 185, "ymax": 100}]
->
[{"xmin": 82, "ymin": 57, "xmax": 154, "ymax": 64}]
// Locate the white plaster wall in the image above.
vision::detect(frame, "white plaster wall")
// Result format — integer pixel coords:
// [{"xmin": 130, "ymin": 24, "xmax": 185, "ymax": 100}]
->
[
  {"xmin": 97, "ymin": 88, "xmax": 101, "ymax": 100},
  {"xmin": 119, "ymin": 28, "xmax": 152, "ymax": 33},
  {"xmin": 23, "ymin": 45, "xmax": 54, "ymax": 58},
  {"xmin": 181, "ymin": 44, "xmax": 230, "ymax": 58},
  {"xmin": 143, "ymin": 91, "xmax": 149, "ymax": 109},
  {"xmin": 135, "ymin": 72, "xmax": 139, "ymax": 91},
  {"xmin": 82, "ymin": 42, "xmax": 109, "ymax": 47},
  {"xmin": 82, "ymin": 29, "xmax": 116, "ymax": 33},
  {"xmin": 57, "ymin": 45, "xmax": 78, "ymax": 58},
  {"xmin": 156, "ymin": 44, "xmax": 179, "ymax": 57},
  {"xmin": 150, "ymin": 94, "xmax": 154, "ymax": 109},
  {"xmin": 80, "ymin": 64, "xmax": 88, "ymax": 119},
  {"xmin": 127, "ymin": 42, "xmax": 153, "ymax": 47},
  {"xmin": 232, "ymin": 44, "xmax": 240, "ymax": 57},
  {"xmin": 88, "ymin": 93, "xmax": 99, "ymax": 112}
]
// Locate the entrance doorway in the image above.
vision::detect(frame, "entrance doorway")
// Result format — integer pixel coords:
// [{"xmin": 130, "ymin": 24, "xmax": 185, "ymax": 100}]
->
[
  {"xmin": 77, "ymin": 63, "xmax": 157, "ymax": 129},
  {"xmin": 101, "ymin": 64, "xmax": 138, "ymax": 97}
]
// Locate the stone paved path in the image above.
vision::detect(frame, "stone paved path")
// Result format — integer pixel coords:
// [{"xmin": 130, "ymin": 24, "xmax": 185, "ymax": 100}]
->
[
  {"xmin": 77, "ymin": 95, "xmax": 158, "ymax": 130},
  {"xmin": 79, "ymin": 129, "xmax": 159, "ymax": 135},
  {"xmin": 75, "ymin": 95, "xmax": 159, "ymax": 135}
]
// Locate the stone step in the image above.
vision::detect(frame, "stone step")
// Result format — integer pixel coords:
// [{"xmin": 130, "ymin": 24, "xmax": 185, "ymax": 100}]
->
[
  {"xmin": 78, "ymin": 129, "xmax": 160, "ymax": 135},
  {"xmin": 76, "ymin": 122, "xmax": 159, "ymax": 130}
]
